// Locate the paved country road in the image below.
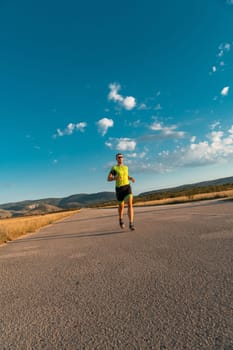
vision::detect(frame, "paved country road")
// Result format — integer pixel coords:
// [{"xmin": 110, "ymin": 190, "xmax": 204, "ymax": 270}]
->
[{"xmin": 0, "ymin": 200, "xmax": 233, "ymax": 350}]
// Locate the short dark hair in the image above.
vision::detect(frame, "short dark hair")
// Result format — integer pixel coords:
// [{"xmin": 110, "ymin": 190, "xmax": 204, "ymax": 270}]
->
[{"xmin": 116, "ymin": 153, "xmax": 123, "ymax": 158}]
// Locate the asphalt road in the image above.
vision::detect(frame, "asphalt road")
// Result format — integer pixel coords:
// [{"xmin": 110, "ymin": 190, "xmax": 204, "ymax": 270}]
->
[{"xmin": 0, "ymin": 200, "xmax": 233, "ymax": 350}]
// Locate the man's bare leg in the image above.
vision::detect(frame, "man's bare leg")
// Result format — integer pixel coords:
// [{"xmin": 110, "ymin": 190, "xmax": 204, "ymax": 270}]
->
[
  {"xmin": 127, "ymin": 195, "xmax": 135, "ymax": 230},
  {"xmin": 119, "ymin": 202, "xmax": 125, "ymax": 228}
]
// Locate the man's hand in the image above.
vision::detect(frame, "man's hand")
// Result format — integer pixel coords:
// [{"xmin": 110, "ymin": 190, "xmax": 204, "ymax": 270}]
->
[
  {"xmin": 108, "ymin": 173, "xmax": 121, "ymax": 182},
  {"xmin": 109, "ymin": 174, "xmax": 115, "ymax": 181}
]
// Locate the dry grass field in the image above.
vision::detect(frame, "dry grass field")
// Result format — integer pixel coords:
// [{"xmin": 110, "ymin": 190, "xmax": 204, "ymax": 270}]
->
[
  {"xmin": 0, "ymin": 210, "xmax": 80, "ymax": 246},
  {"xmin": 134, "ymin": 189, "xmax": 233, "ymax": 206}
]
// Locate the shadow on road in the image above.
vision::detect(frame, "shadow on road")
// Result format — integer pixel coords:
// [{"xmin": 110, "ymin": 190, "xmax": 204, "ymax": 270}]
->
[
  {"xmin": 56, "ymin": 214, "xmax": 117, "ymax": 224},
  {"xmin": 10, "ymin": 229, "xmax": 126, "ymax": 244}
]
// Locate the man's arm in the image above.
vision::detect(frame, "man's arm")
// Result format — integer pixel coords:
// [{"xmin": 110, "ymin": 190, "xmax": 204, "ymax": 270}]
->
[
  {"xmin": 128, "ymin": 176, "xmax": 135, "ymax": 183},
  {"xmin": 107, "ymin": 169, "xmax": 117, "ymax": 182}
]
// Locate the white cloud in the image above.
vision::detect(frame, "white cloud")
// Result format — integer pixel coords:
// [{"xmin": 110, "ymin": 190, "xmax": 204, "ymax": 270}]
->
[
  {"xmin": 190, "ymin": 136, "xmax": 196, "ymax": 143},
  {"xmin": 96, "ymin": 118, "xmax": 114, "ymax": 136},
  {"xmin": 138, "ymin": 103, "xmax": 147, "ymax": 110},
  {"xmin": 132, "ymin": 120, "xmax": 142, "ymax": 127},
  {"xmin": 155, "ymin": 103, "xmax": 162, "ymax": 111},
  {"xmin": 218, "ymin": 42, "xmax": 231, "ymax": 55},
  {"xmin": 123, "ymin": 96, "xmax": 136, "ymax": 110},
  {"xmin": 150, "ymin": 122, "xmax": 163, "ymax": 131},
  {"xmin": 53, "ymin": 122, "xmax": 87, "ymax": 138},
  {"xmin": 218, "ymin": 50, "xmax": 224, "ymax": 58},
  {"xmin": 105, "ymin": 137, "xmax": 136, "ymax": 151},
  {"xmin": 105, "ymin": 141, "xmax": 113, "ymax": 149},
  {"xmin": 108, "ymin": 83, "xmax": 136, "ymax": 110},
  {"xmin": 108, "ymin": 83, "xmax": 124, "ymax": 103},
  {"xmin": 149, "ymin": 121, "xmax": 186, "ymax": 139},
  {"xmin": 76, "ymin": 122, "xmax": 87, "ymax": 132},
  {"xmin": 66, "ymin": 123, "xmax": 75, "ymax": 135},
  {"xmin": 221, "ymin": 86, "xmax": 230, "ymax": 96},
  {"xmin": 126, "ymin": 151, "xmax": 147, "ymax": 159},
  {"xmin": 210, "ymin": 121, "xmax": 221, "ymax": 130},
  {"xmin": 117, "ymin": 138, "xmax": 136, "ymax": 151}
]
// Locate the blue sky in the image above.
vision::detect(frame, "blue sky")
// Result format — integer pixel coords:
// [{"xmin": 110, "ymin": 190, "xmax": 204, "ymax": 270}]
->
[{"xmin": 1, "ymin": 0, "xmax": 233, "ymax": 204}]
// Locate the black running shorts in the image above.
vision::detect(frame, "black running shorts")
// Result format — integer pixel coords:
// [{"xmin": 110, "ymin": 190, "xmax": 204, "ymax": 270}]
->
[{"xmin": 116, "ymin": 184, "xmax": 132, "ymax": 203}]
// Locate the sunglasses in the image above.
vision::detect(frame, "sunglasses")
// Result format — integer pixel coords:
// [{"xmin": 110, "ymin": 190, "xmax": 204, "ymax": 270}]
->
[{"xmin": 117, "ymin": 156, "xmax": 123, "ymax": 159}]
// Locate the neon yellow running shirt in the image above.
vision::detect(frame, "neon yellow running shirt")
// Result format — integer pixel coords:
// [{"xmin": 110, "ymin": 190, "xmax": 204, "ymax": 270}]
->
[{"xmin": 111, "ymin": 165, "xmax": 129, "ymax": 188}]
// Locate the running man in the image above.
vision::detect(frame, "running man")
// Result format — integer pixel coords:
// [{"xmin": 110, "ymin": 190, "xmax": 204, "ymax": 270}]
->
[{"xmin": 107, "ymin": 153, "xmax": 135, "ymax": 230}]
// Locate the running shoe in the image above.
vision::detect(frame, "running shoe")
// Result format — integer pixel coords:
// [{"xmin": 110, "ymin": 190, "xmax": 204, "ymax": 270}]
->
[
  {"xmin": 119, "ymin": 219, "xmax": 125, "ymax": 229},
  {"xmin": 129, "ymin": 222, "xmax": 135, "ymax": 230}
]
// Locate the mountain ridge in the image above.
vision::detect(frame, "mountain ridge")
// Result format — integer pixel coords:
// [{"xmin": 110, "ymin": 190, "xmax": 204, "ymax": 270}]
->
[
  {"xmin": 139, "ymin": 175, "xmax": 233, "ymax": 196},
  {"xmin": 1, "ymin": 175, "xmax": 233, "ymax": 218},
  {"xmin": 0, "ymin": 192, "xmax": 116, "ymax": 218}
]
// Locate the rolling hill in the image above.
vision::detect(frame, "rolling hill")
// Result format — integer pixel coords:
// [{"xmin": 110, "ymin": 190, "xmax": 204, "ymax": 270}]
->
[
  {"xmin": 139, "ymin": 176, "xmax": 233, "ymax": 196},
  {"xmin": 0, "ymin": 192, "xmax": 116, "ymax": 218},
  {"xmin": 1, "ymin": 175, "xmax": 233, "ymax": 218}
]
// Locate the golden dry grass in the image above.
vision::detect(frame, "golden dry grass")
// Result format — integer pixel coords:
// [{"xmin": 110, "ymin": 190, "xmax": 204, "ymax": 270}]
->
[
  {"xmin": 0, "ymin": 210, "xmax": 80, "ymax": 246},
  {"xmin": 134, "ymin": 189, "xmax": 233, "ymax": 206}
]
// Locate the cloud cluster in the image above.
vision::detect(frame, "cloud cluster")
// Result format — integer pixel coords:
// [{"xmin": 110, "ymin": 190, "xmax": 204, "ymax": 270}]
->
[
  {"xmin": 211, "ymin": 42, "xmax": 232, "ymax": 74},
  {"xmin": 149, "ymin": 121, "xmax": 186, "ymax": 138},
  {"xmin": 104, "ymin": 118, "xmax": 187, "ymax": 153},
  {"xmin": 108, "ymin": 83, "xmax": 136, "ymax": 110},
  {"xmin": 105, "ymin": 138, "xmax": 136, "ymax": 151},
  {"xmin": 53, "ymin": 122, "xmax": 87, "ymax": 138},
  {"xmin": 210, "ymin": 43, "xmax": 231, "ymax": 100},
  {"xmin": 129, "ymin": 125, "xmax": 233, "ymax": 173},
  {"xmin": 53, "ymin": 83, "xmax": 138, "ymax": 140},
  {"xmin": 54, "ymin": 118, "xmax": 114, "ymax": 138},
  {"xmin": 171, "ymin": 128, "xmax": 233, "ymax": 167},
  {"xmin": 52, "ymin": 77, "xmax": 232, "ymax": 177}
]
